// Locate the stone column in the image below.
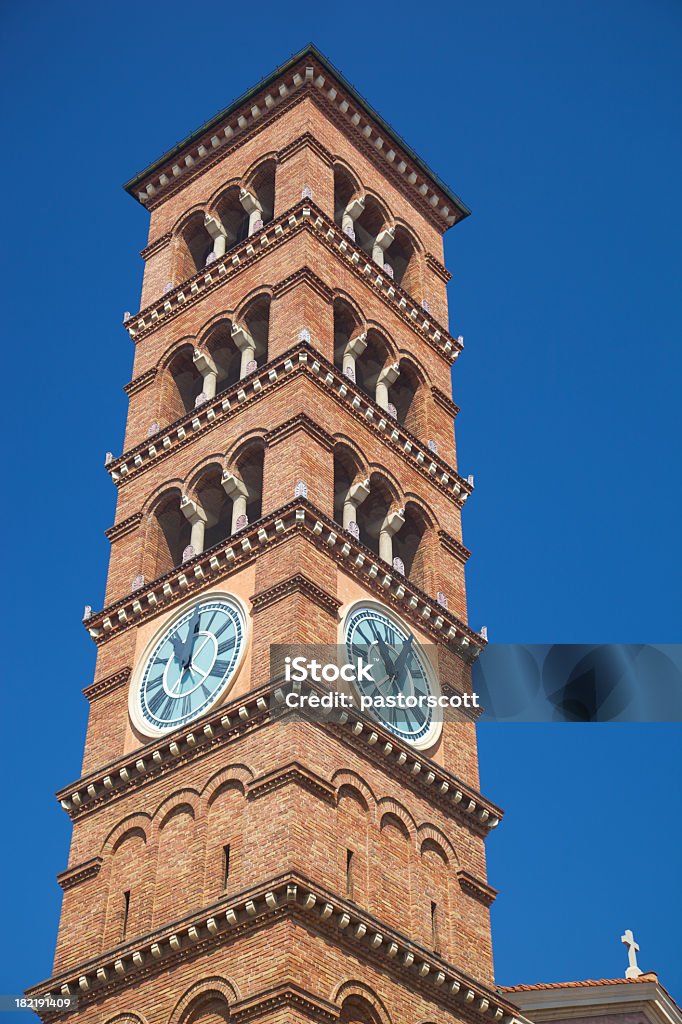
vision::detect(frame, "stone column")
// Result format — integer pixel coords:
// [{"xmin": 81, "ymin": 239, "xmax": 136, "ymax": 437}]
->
[
  {"xmin": 240, "ymin": 188, "xmax": 263, "ymax": 235},
  {"xmin": 192, "ymin": 349, "xmax": 218, "ymax": 399},
  {"xmin": 343, "ymin": 333, "xmax": 367, "ymax": 379},
  {"xmin": 231, "ymin": 324, "xmax": 256, "ymax": 378},
  {"xmin": 379, "ymin": 508, "xmax": 405, "ymax": 564},
  {"xmin": 372, "ymin": 226, "xmax": 395, "ymax": 268},
  {"xmin": 204, "ymin": 214, "xmax": 227, "ymax": 258},
  {"xmin": 344, "ymin": 478, "xmax": 370, "ymax": 530},
  {"xmin": 180, "ymin": 496, "xmax": 207, "ymax": 554},
  {"xmin": 342, "ymin": 196, "xmax": 365, "ymax": 237},
  {"xmin": 375, "ymin": 362, "xmax": 400, "ymax": 410},
  {"xmin": 222, "ymin": 472, "xmax": 249, "ymax": 533}
]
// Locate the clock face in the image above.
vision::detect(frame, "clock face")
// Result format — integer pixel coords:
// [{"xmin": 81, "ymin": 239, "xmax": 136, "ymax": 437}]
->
[
  {"xmin": 130, "ymin": 595, "xmax": 247, "ymax": 737},
  {"xmin": 343, "ymin": 602, "xmax": 441, "ymax": 749}
]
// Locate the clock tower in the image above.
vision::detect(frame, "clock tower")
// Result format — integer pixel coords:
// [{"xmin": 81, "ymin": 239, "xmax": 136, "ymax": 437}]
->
[{"xmin": 30, "ymin": 45, "xmax": 520, "ymax": 1024}]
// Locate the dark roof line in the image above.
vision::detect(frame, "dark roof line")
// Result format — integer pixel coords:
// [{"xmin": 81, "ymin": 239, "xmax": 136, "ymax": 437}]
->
[{"xmin": 123, "ymin": 43, "xmax": 470, "ymax": 220}]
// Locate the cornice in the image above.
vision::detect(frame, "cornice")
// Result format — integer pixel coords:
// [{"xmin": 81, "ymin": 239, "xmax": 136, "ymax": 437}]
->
[
  {"xmin": 56, "ymin": 857, "xmax": 102, "ymax": 892},
  {"xmin": 251, "ymin": 572, "xmax": 341, "ymax": 617},
  {"xmin": 107, "ymin": 343, "xmax": 473, "ymax": 511},
  {"xmin": 278, "ymin": 130, "xmax": 335, "ymax": 168},
  {"xmin": 125, "ymin": 50, "xmax": 468, "ymax": 230},
  {"xmin": 248, "ymin": 761, "xmax": 337, "ymax": 804},
  {"xmin": 57, "ymin": 680, "xmax": 501, "ymax": 834},
  {"xmin": 272, "ymin": 263, "xmax": 334, "ymax": 301},
  {"xmin": 82, "ymin": 667, "xmax": 131, "ymax": 703},
  {"xmin": 264, "ymin": 411, "xmax": 336, "ymax": 453},
  {"xmin": 426, "ymin": 252, "xmax": 452, "ymax": 283},
  {"xmin": 105, "ymin": 512, "xmax": 142, "ymax": 543},
  {"xmin": 432, "ymin": 385, "xmax": 461, "ymax": 419},
  {"xmin": 122, "ymin": 201, "xmax": 463, "ymax": 369},
  {"xmin": 139, "ymin": 232, "xmax": 171, "ymax": 261},
  {"xmin": 83, "ymin": 500, "xmax": 484, "ymax": 659},
  {"xmin": 123, "ymin": 368, "xmax": 157, "ymax": 397},
  {"xmin": 28, "ymin": 871, "xmax": 519, "ymax": 1023},
  {"xmin": 232, "ymin": 983, "xmax": 338, "ymax": 1023},
  {"xmin": 457, "ymin": 869, "xmax": 497, "ymax": 907},
  {"xmin": 438, "ymin": 530, "xmax": 471, "ymax": 564}
]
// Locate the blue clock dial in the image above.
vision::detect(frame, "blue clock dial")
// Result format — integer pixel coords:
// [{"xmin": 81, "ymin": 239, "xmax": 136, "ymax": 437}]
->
[
  {"xmin": 133, "ymin": 597, "xmax": 247, "ymax": 735},
  {"xmin": 344, "ymin": 604, "xmax": 440, "ymax": 748}
]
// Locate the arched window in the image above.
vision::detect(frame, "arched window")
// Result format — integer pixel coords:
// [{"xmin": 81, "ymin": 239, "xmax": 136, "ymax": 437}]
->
[
  {"xmin": 339, "ymin": 995, "xmax": 383, "ymax": 1024},
  {"xmin": 333, "ymin": 298, "xmax": 363, "ymax": 376},
  {"xmin": 333, "ymin": 446, "xmax": 364, "ymax": 530},
  {"xmin": 389, "ymin": 224, "xmax": 420, "ymax": 294},
  {"xmin": 204, "ymin": 320, "xmax": 240, "ymax": 395},
  {"xmin": 178, "ymin": 212, "xmax": 213, "ymax": 278},
  {"xmin": 103, "ymin": 828, "xmax": 147, "ymax": 948},
  {"xmin": 153, "ymin": 805, "xmax": 199, "ymax": 927},
  {"xmin": 241, "ymin": 294, "xmax": 270, "ymax": 368},
  {"xmin": 225, "ymin": 444, "xmax": 265, "ymax": 530},
  {"xmin": 354, "ymin": 196, "xmax": 391, "ymax": 266},
  {"xmin": 247, "ymin": 160, "xmax": 275, "ymax": 226},
  {"xmin": 149, "ymin": 489, "xmax": 191, "ymax": 578},
  {"xmin": 334, "ymin": 164, "xmax": 361, "ymax": 231},
  {"xmin": 194, "ymin": 466, "xmax": 233, "ymax": 550},
  {"xmin": 355, "ymin": 329, "xmax": 391, "ymax": 402},
  {"xmin": 392, "ymin": 358, "xmax": 424, "ymax": 434},
  {"xmin": 214, "ymin": 186, "xmax": 249, "ymax": 251},
  {"xmin": 165, "ymin": 346, "xmax": 204, "ymax": 420},
  {"xmin": 392, "ymin": 502, "xmax": 431, "ymax": 590},
  {"xmin": 183, "ymin": 998, "xmax": 230, "ymax": 1024},
  {"xmin": 355, "ymin": 475, "xmax": 396, "ymax": 558}
]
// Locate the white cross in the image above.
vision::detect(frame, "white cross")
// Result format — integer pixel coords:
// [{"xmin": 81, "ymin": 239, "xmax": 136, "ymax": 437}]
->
[{"xmin": 621, "ymin": 929, "xmax": 643, "ymax": 978}]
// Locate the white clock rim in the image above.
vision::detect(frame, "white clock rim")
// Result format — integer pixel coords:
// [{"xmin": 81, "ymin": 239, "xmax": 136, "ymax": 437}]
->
[
  {"xmin": 339, "ymin": 598, "xmax": 443, "ymax": 751},
  {"xmin": 128, "ymin": 591, "xmax": 250, "ymax": 739}
]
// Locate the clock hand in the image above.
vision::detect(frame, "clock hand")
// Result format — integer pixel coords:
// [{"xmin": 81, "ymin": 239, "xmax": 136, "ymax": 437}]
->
[
  {"xmin": 392, "ymin": 635, "xmax": 414, "ymax": 685},
  {"xmin": 178, "ymin": 607, "xmax": 202, "ymax": 669},
  {"xmin": 375, "ymin": 634, "xmax": 396, "ymax": 677}
]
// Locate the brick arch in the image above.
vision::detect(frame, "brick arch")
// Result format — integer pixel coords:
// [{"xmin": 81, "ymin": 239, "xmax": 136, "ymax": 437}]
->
[
  {"xmin": 242, "ymin": 151, "xmax": 278, "ymax": 191},
  {"xmin": 224, "ymin": 430, "xmax": 268, "ymax": 468},
  {"xmin": 333, "ymin": 157, "xmax": 363, "ymax": 198},
  {"xmin": 168, "ymin": 977, "xmax": 239, "ymax": 1024},
  {"xmin": 363, "ymin": 322, "xmax": 398, "ymax": 363},
  {"xmin": 152, "ymin": 790, "xmax": 201, "ymax": 835},
  {"xmin": 234, "ymin": 285, "xmax": 274, "ymax": 321},
  {"xmin": 377, "ymin": 797, "xmax": 417, "ymax": 839},
  {"xmin": 361, "ymin": 188, "xmax": 395, "ymax": 230},
  {"xmin": 141, "ymin": 479, "xmax": 186, "ymax": 520},
  {"xmin": 196, "ymin": 311, "xmax": 236, "ymax": 346},
  {"xmin": 401, "ymin": 496, "xmax": 437, "ymax": 529},
  {"xmin": 331, "ymin": 770, "xmax": 377, "ymax": 820},
  {"xmin": 332, "ymin": 436, "xmax": 370, "ymax": 477},
  {"xmin": 395, "ymin": 350, "xmax": 431, "ymax": 389},
  {"xmin": 100, "ymin": 813, "xmax": 151, "ymax": 856},
  {"xmin": 417, "ymin": 823, "xmax": 457, "ymax": 866},
  {"xmin": 331, "ymin": 288, "xmax": 366, "ymax": 328},
  {"xmin": 104, "ymin": 1014, "xmax": 150, "ymax": 1024},
  {"xmin": 185, "ymin": 455, "xmax": 228, "ymax": 497},
  {"xmin": 171, "ymin": 204, "xmax": 210, "ymax": 239},
  {"xmin": 332, "ymin": 981, "xmax": 393, "ymax": 1024},
  {"xmin": 206, "ymin": 176, "xmax": 242, "ymax": 216},
  {"xmin": 202, "ymin": 764, "xmax": 253, "ymax": 808},
  {"xmin": 158, "ymin": 336, "xmax": 198, "ymax": 371},
  {"xmin": 365, "ymin": 467, "xmax": 403, "ymax": 505}
]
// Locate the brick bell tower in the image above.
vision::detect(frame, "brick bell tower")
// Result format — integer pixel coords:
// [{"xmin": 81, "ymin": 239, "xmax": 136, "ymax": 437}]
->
[{"xmin": 30, "ymin": 45, "xmax": 520, "ymax": 1024}]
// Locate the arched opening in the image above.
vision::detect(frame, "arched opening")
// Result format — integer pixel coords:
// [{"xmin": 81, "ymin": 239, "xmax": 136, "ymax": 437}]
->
[
  {"xmin": 334, "ymin": 164, "xmax": 361, "ymax": 231},
  {"xmin": 150, "ymin": 489, "xmax": 191, "ymax": 577},
  {"xmin": 390, "ymin": 224, "xmax": 420, "ymax": 294},
  {"xmin": 204, "ymin": 320, "xmax": 240, "ymax": 395},
  {"xmin": 355, "ymin": 329, "xmax": 390, "ymax": 400},
  {"xmin": 354, "ymin": 195, "xmax": 390, "ymax": 265},
  {"xmin": 392, "ymin": 502, "xmax": 430, "ymax": 588},
  {"xmin": 247, "ymin": 160, "xmax": 275, "ymax": 226},
  {"xmin": 194, "ymin": 465, "xmax": 233, "ymax": 551},
  {"xmin": 333, "ymin": 298, "xmax": 362, "ymax": 375},
  {"xmin": 233, "ymin": 444, "xmax": 264, "ymax": 526},
  {"xmin": 166, "ymin": 346, "xmax": 204, "ymax": 420},
  {"xmin": 178, "ymin": 212, "xmax": 213, "ymax": 277},
  {"xmin": 215, "ymin": 186, "xmax": 249, "ymax": 251},
  {"xmin": 242, "ymin": 294, "xmax": 270, "ymax": 368},
  {"xmin": 333, "ymin": 445, "xmax": 363, "ymax": 530},
  {"xmin": 356, "ymin": 475, "xmax": 395, "ymax": 558},
  {"xmin": 339, "ymin": 995, "xmax": 383, "ymax": 1024},
  {"xmin": 392, "ymin": 358, "xmax": 423, "ymax": 433},
  {"xmin": 183, "ymin": 998, "xmax": 230, "ymax": 1024}
]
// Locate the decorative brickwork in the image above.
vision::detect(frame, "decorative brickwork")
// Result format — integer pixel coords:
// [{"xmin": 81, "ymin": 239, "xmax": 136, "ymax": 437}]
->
[{"xmin": 32, "ymin": 46, "xmax": 505, "ymax": 1024}]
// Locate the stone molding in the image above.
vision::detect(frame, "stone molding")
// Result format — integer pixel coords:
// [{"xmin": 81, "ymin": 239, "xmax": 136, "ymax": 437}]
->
[
  {"xmin": 251, "ymin": 572, "xmax": 340, "ymax": 617},
  {"xmin": 438, "ymin": 530, "xmax": 471, "ymax": 564},
  {"xmin": 247, "ymin": 761, "xmax": 337, "ymax": 805},
  {"xmin": 82, "ymin": 667, "xmax": 131, "ymax": 703},
  {"xmin": 124, "ymin": 368, "xmax": 157, "ymax": 397},
  {"xmin": 105, "ymin": 513, "xmax": 143, "ymax": 543},
  {"xmin": 425, "ymin": 252, "xmax": 452, "ymax": 282},
  {"xmin": 432, "ymin": 385, "xmax": 461, "ymax": 419},
  {"xmin": 139, "ymin": 232, "xmax": 172, "ymax": 261},
  {"xmin": 264, "ymin": 412, "xmax": 336, "ymax": 453},
  {"xmin": 28, "ymin": 871, "xmax": 518, "ymax": 1022},
  {"xmin": 56, "ymin": 857, "xmax": 103, "ymax": 892},
  {"xmin": 277, "ymin": 130, "xmax": 335, "ymax": 169},
  {"xmin": 457, "ymin": 869, "xmax": 498, "ymax": 907},
  {"xmin": 56, "ymin": 679, "xmax": 501, "ymax": 836},
  {"xmin": 272, "ymin": 264, "xmax": 334, "ymax": 301}
]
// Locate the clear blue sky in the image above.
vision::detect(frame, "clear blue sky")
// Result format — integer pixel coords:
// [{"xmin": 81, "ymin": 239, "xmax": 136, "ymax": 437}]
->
[{"xmin": 1, "ymin": 0, "xmax": 680, "ymax": 1015}]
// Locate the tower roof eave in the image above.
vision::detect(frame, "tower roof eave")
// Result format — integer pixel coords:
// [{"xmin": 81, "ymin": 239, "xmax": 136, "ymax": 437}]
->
[{"xmin": 123, "ymin": 43, "xmax": 471, "ymax": 229}]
